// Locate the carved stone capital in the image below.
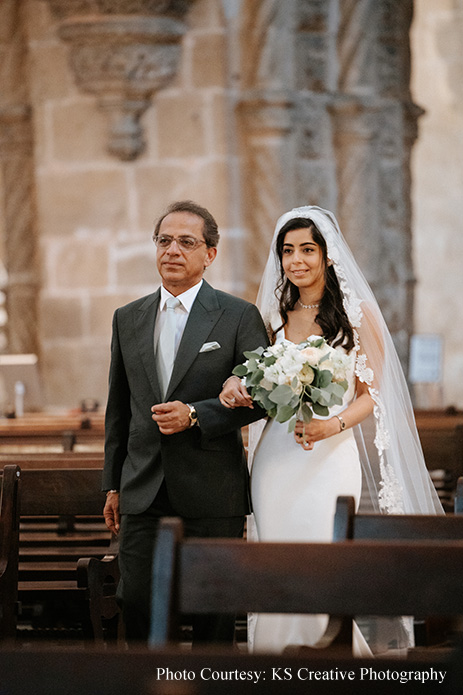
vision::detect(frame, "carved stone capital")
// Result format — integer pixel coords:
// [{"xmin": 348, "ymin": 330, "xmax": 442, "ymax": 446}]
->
[
  {"xmin": 238, "ymin": 89, "xmax": 294, "ymax": 135},
  {"xmin": 46, "ymin": 1, "xmax": 197, "ymax": 160},
  {"xmin": 328, "ymin": 94, "xmax": 379, "ymax": 142}
]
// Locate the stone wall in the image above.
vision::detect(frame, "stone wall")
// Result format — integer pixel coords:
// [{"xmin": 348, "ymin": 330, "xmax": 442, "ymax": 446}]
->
[
  {"xmin": 0, "ymin": 0, "xmax": 460, "ymax": 410},
  {"xmin": 411, "ymin": 0, "xmax": 463, "ymax": 407},
  {"xmin": 16, "ymin": 0, "xmax": 235, "ymax": 408}
]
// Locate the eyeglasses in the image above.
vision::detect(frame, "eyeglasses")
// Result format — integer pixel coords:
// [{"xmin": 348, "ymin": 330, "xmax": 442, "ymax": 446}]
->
[{"xmin": 154, "ymin": 235, "xmax": 207, "ymax": 252}]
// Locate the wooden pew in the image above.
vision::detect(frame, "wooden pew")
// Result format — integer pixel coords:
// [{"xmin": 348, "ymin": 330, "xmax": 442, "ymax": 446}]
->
[
  {"xmin": 0, "ymin": 451, "xmax": 104, "ymax": 469},
  {"xmin": 149, "ymin": 517, "xmax": 463, "ymax": 653},
  {"xmin": 77, "ymin": 536, "xmax": 123, "ymax": 644},
  {"xmin": 415, "ymin": 410, "xmax": 463, "ymax": 510},
  {"xmin": 0, "ymin": 411, "xmax": 105, "ymax": 451},
  {"xmin": 0, "ymin": 465, "xmax": 21, "ymax": 641},
  {"xmin": 0, "ymin": 645, "xmax": 455, "ymax": 695},
  {"xmin": 333, "ymin": 495, "xmax": 463, "ymax": 544},
  {"xmin": 6, "ymin": 467, "xmax": 115, "ymax": 642},
  {"xmin": 333, "ymin": 495, "xmax": 463, "ymax": 647}
]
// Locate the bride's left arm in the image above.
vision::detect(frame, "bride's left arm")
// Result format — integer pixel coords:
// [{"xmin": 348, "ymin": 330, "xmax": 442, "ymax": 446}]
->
[{"xmin": 295, "ymin": 301, "xmax": 383, "ymax": 449}]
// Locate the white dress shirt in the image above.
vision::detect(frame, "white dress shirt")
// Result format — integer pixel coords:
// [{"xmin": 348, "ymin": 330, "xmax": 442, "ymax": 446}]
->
[{"xmin": 154, "ymin": 279, "xmax": 203, "ymax": 356}]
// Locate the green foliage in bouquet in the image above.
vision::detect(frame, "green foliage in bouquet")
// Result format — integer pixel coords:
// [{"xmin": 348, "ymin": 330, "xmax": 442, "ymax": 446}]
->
[{"xmin": 233, "ymin": 337, "xmax": 350, "ymax": 432}]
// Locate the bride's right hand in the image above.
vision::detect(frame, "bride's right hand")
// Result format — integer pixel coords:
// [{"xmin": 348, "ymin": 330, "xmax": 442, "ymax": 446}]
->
[{"xmin": 219, "ymin": 376, "xmax": 254, "ymax": 409}]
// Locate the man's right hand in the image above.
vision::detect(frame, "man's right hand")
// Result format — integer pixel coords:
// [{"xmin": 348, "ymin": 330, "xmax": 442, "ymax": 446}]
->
[{"xmin": 103, "ymin": 490, "xmax": 120, "ymax": 534}]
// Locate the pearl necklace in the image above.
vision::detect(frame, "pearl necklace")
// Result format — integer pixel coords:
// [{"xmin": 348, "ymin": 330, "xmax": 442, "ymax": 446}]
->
[{"xmin": 298, "ymin": 299, "xmax": 320, "ymax": 310}]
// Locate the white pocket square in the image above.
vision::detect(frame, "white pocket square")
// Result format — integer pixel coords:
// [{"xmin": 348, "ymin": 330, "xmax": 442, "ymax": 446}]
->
[{"xmin": 200, "ymin": 341, "xmax": 221, "ymax": 353}]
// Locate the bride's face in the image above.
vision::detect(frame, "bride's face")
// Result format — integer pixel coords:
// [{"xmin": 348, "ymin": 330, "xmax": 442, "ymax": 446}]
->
[{"xmin": 281, "ymin": 227, "xmax": 326, "ymax": 294}]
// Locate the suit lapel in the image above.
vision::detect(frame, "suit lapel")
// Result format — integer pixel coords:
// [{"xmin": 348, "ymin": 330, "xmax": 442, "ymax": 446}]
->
[
  {"xmin": 134, "ymin": 289, "xmax": 162, "ymax": 401},
  {"xmin": 165, "ymin": 281, "xmax": 224, "ymax": 399}
]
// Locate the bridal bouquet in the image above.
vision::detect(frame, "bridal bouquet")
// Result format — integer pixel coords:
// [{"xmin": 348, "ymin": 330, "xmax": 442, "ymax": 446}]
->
[{"xmin": 233, "ymin": 336, "xmax": 352, "ymax": 432}]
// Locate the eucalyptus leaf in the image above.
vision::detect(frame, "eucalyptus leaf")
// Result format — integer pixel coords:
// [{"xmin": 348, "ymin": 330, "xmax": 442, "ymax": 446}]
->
[
  {"xmin": 267, "ymin": 406, "xmax": 278, "ymax": 419},
  {"xmin": 249, "ymin": 369, "xmax": 264, "ymax": 385},
  {"xmin": 300, "ymin": 402, "xmax": 314, "ymax": 423},
  {"xmin": 331, "ymin": 382, "xmax": 347, "ymax": 398},
  {"xmin": 275, "ymin": 404, "xmax": 296, "ymax": 423},
  {"xmin": 244, "ymin": 347, "xmax": 264, "ymax": 359},
  {"xmin": 245, "ymin": 358, "xmax": 259, "ymax": 372},
  {"xmin": 268, "ymin": 384, "xmax": 294, "ymax": 405},
  {"xmin": 317, "ymin": 370, "xmax": 332, "ymax": 388},
  {"xmin": 316, "ymin": 388, "xmax": 332, "ymax": 406},
  {"xmin": 232, "ymin": 364, "xmax": 248, "ymax": 377},
  {"xmin": 263, "ymin": 355, "xmax": 277, "ymax": 367},
  {"xmin": 287, "ymin": 416, "xmax": 297, "ymax": 433},
  {"xmin": 313, "ymin": 402, "xmax": 329, "ymax": 417}
]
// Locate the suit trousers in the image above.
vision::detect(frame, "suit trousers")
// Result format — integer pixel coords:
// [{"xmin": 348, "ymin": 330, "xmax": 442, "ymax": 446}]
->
[{"xmin": 118, "ymin": 480, "xmax": 245, "ymax": 646}]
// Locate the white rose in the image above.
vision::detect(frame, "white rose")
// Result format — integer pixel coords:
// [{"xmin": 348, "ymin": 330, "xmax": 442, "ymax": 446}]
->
[{"xmin": 299, "ymin": 346, "xmax": 324, "ymax": 366}]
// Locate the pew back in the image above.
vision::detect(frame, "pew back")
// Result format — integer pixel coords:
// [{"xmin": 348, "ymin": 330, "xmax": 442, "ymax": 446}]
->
[
  {"xmin": 0, "ymin": 465, "xmax": 21, "ymax": 640},
  {"xmin": 2, "ymin": 466, "xmax": 114, "ymax": 642},
  {"xmin": 416, "ymin": 413, "xmax": 463, "ymax": 509},
  {"xmin": 0, "ymin": 412, "xmax": 104, "ymax": 452},
  {"xmin": 20, "ymin": 468, "xmax": 106, "ymax": 517},
  {"xmin": 0, "ymin": 452, "xmax": 104, "ymax": 469},
  {"xmin": 149, "ymin": 517, "xmax": 463, "ymax": 648},
  {"xmin": 0, "ymin": 647, "xmax": 454, "ymax": 695},
  {"xmin": 333, "ymin": 495, "xmax": 463, "ymax": 543}
]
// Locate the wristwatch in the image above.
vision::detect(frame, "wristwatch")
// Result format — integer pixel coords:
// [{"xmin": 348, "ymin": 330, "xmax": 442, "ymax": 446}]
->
[
  {"xmin": 335, "ymin": 414, "xmax": 346, "ymax": 431},
  {"xmin": 187, "ymin": 403, "xmax": 198, "ymax": 428}
]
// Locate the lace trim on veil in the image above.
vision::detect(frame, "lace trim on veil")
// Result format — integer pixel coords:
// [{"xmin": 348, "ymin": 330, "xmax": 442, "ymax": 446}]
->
[{"xmin": 338, "ymin": 270, "xmax": 405, "ymax": 515}]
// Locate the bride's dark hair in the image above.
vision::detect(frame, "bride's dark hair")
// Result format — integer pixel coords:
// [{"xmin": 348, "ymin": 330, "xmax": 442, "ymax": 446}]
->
[{"xmin": 273, "ymin": 218, "xmax": 354, "ymax": 351}]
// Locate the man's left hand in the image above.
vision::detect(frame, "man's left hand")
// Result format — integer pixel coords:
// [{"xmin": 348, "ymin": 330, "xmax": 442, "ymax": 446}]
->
[{"xmin": 151, "ymin": 401, "xmax": 191, "ymax": 434}]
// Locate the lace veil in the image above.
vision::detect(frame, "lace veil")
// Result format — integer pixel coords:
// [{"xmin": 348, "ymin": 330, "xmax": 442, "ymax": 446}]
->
[{"xmin": 249, "ymin": 205, "xmax": 443, "ymax": 517}]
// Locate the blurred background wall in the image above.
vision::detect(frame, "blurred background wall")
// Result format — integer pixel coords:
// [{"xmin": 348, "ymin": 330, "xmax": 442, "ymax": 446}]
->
[{"xmin": 0, "ymin": 0, "xmax": 461, "ymax": 410}]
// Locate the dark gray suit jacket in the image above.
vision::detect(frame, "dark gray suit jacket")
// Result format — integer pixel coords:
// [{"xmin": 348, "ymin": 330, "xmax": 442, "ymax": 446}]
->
[{"xmin": 103, "ymin": 280, "xmax": 269, "ymax": 518}]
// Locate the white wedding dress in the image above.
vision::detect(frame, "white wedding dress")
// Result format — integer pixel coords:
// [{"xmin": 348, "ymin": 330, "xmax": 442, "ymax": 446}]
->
[{"xmin": 249, "ymin": 333, "xmax": 369, "ymax": 654}]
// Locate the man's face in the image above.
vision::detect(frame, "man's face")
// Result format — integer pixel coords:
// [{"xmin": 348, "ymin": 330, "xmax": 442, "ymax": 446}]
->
[{"xmin": 156, "ymin": 211, "xmax": 217, "ymax": 295}]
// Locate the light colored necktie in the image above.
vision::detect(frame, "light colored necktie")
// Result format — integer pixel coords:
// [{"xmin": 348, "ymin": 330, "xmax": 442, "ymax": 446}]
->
[{"xmin": 157, "ymin": 296, "xmax": 181, "ymax": 398}]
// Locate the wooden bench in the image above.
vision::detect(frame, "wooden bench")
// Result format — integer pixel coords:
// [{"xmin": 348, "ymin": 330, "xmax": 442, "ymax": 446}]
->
[
  {"xmin": 333, "ymin": 495, "xmax": 463, "ymax": 544},
  {"xmin": 1, "ymin": 466, "xmax": 117, "ymax": 642},
  {"xmin": 0, "ymin": 412, "xmax": 105, "ymax": 452},
  {"xmin": 0, "ymin": 465, "xmax": 21, "ymax": 641},
  {"xmin": 0, "ymin": 645, "xmax": 456, "ymax": 695},
  {"xmin": 77, "ymin": 536, "xmax": 122, "ymax": 644},
  {"xmin": 149, "ymin": 517, "xmax": 463, "ymax": 653},
  {"xmin": 333, "ymin": 495, "xmax": 463, "ymax": 648},
  {"xmin": 415, "ymin": 410, "xmax": 463, "ymax": 510},
  {"xmin": 0, "ymin": 452, "xmax": 104, "ymax": 469}
]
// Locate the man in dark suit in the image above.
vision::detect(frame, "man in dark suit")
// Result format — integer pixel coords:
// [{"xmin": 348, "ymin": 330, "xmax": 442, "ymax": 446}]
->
[{"xmin": 103, "ymin": 200, "xmax": 268, "ymax": 644}]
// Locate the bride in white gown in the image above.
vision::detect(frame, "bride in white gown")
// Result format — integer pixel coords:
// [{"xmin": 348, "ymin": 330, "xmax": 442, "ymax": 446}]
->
[
  {"xmin": 220, "ymin": 206, "xmax": 443, "ymax": 655},
  {"xmin": 249, "ymin": 333, "xmax": 363, "ymax": 652}
]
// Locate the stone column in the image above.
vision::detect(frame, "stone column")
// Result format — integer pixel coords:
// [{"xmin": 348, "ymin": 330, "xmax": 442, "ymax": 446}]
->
[
  {"xmin": 376, "ymin": 0, "xmax": 416, "ymax": 368},
  {"xmin": 0, "ymin": 106, "xmax": 39, "ymax": 355},
  {"xmin": 333, "ymin": 0, "xmax": 416, "ymax": 367},
  {"xmin": 237, "ymin": 91, "xmax": 295, "ymax": 302},
  {"xmin": 46, "ymin": 0, "xmax": 198, "ymax": 161},
  {"xmin": 237, "ymin": 0, "xmax": 296, "ymax": 302},
  {"xmin": 329, "ymin": 95, "xmax": 381, "ymax": 281},
  {"xmin": 0, "ymin": 0, "xmax": 39, "ymax": 355},
  {"xmin": 293, "ymin": 0, "xmax": 339, "ymax": 210}
]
